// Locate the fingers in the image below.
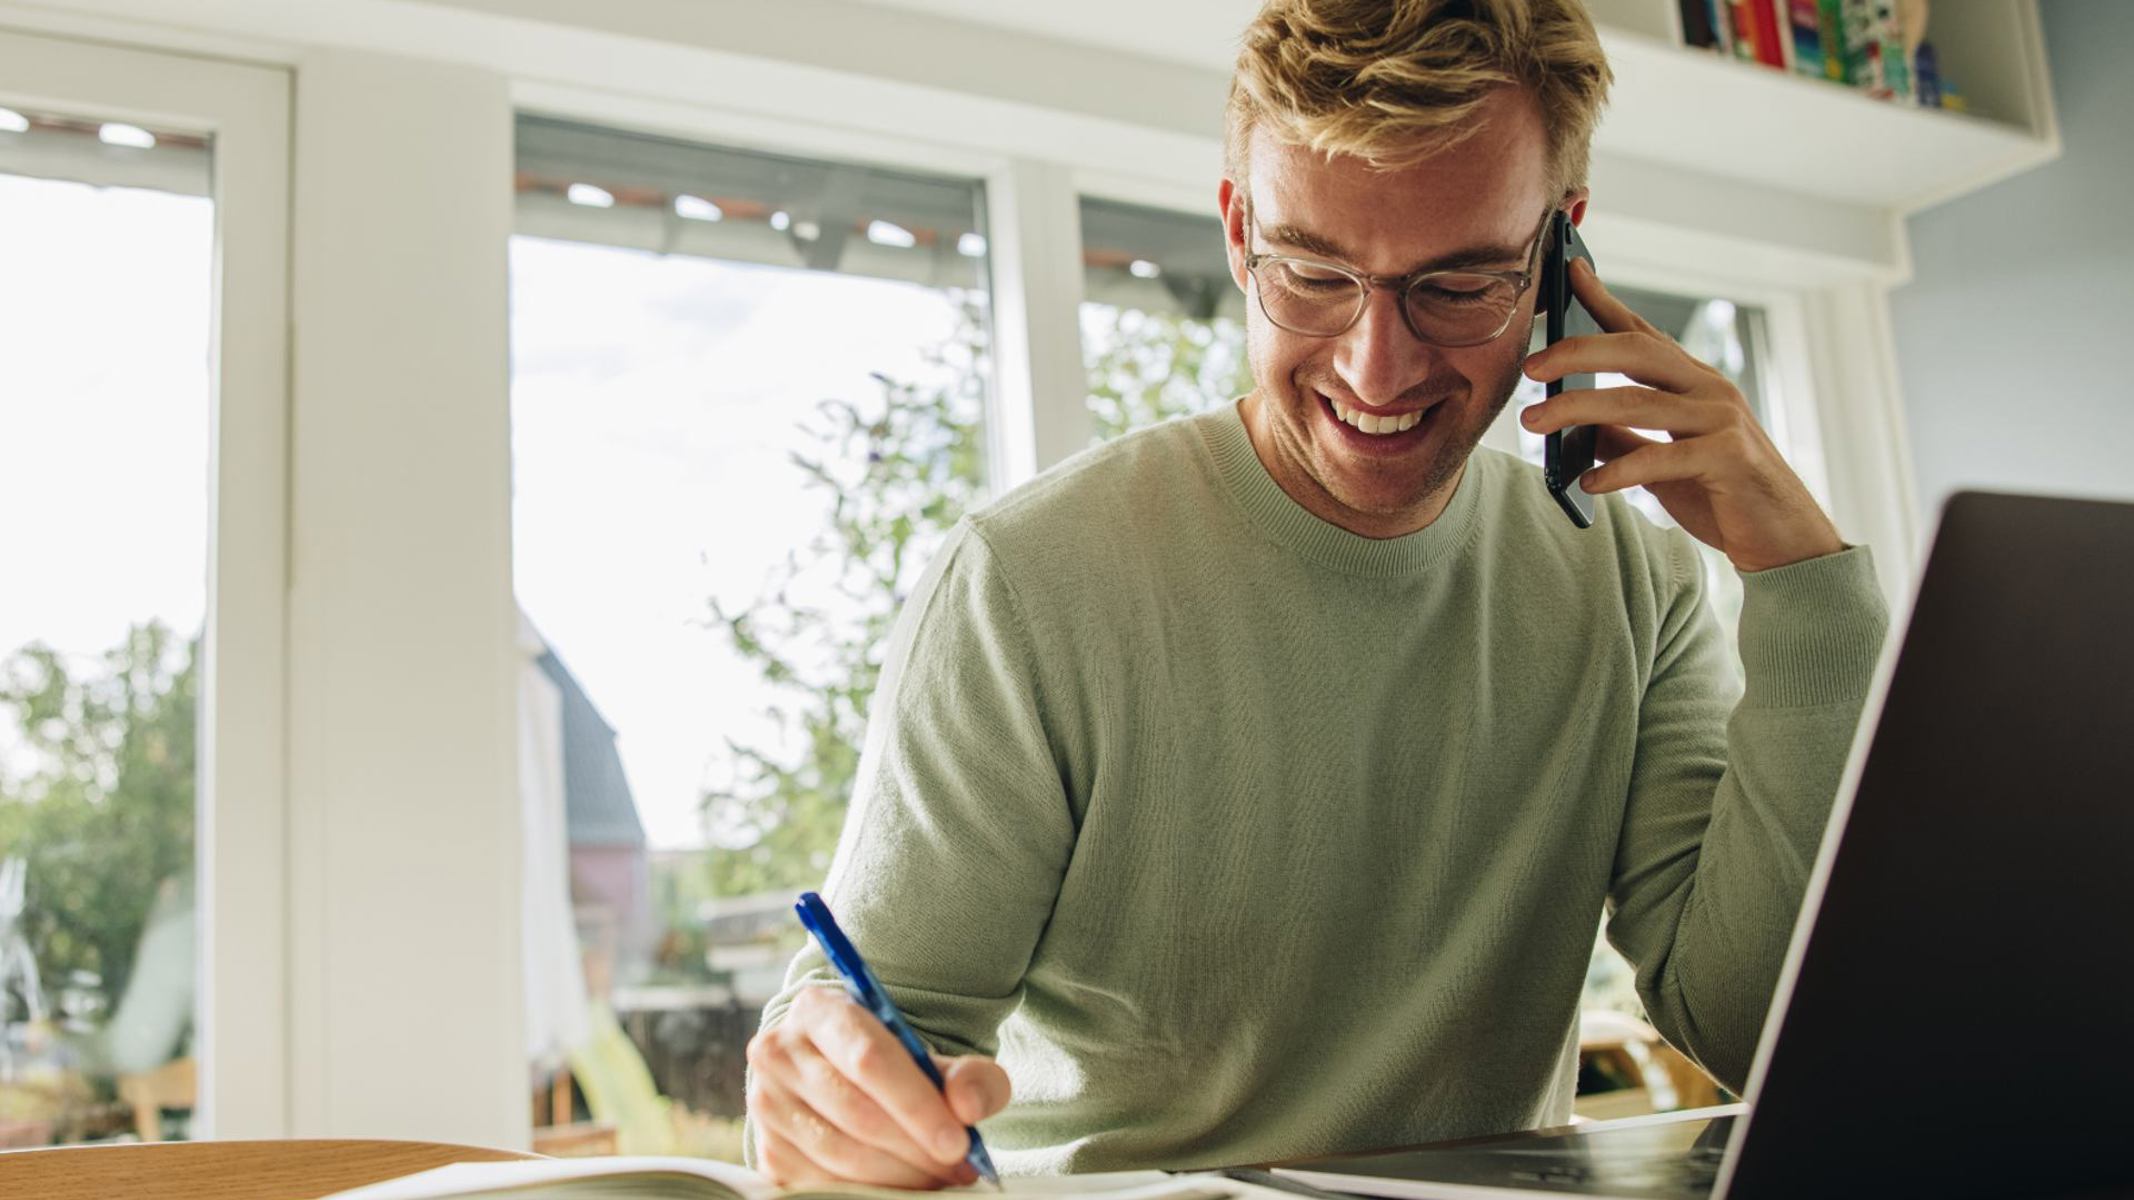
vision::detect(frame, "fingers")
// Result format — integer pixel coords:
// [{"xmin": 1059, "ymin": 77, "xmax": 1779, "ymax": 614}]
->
[
  {"xmin": 794, "ymin": 988, "xmax": 974, "ymax": 1168},
  {"xmin": 936, "ymin": 1053, "xmax": 1013, "ymax": 1125},
  {"xmin": 1567, "ymin": 257, "xmax": 1666, "ymax": 340},
  {"xmin": 781, "ymin": 1032, "xmax": 968, "ymax": 1182},
  {"xmin": 1521, "ymin": 386, "xmax": 1731, "ymax": 439},
  {"xmin": 1529, "ymin": 259, "xmax": 1726, "ymax": 396},
  {"xmin": 1581, "ymin": 437, "xmax": 1703, "ymax": 495},
  {"xmin": 1525, "ymin": 332, "xmax": 1711, "ymax": 395},
  {"xmin": 1593, "ymin": 424, "xmax": 1664, "ymax": 463},
  {"xmin": 755, "ymin": 1125, "xmax": 838, "ymax": 1189},
  {"xmin": 747, "ymin": 987, "xmax": 991, "ymax": 1188},
  {"xmin": 747, "ymin": 1064, "xmax": 841, "ymax": 1188},
  {"xmin": 1529, "ymin": 420, "xmax": 1689, "ymax": 497},
  {"xmin": 1524, "ymin": 260, "xmax": 1841, "ymax": 569},
  {"xmin": 753, "ymin": 1078, "xmax": 970, "ymax": 1190}
]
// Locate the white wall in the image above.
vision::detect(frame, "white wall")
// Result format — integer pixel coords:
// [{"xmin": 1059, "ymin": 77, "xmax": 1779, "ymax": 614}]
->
[{"xmin": 1889, "ymin": 0, "xmax": 2133, "ymax": 515}]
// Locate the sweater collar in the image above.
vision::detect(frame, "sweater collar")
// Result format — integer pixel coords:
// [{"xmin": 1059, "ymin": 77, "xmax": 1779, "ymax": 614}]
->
[{"xmin": 1199, "ymin": 399, "xmax": 1484, "ymax": 577}]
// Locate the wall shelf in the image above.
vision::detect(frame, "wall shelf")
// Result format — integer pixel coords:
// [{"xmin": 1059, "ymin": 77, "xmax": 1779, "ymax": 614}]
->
[{"xmin": 1587, "ymin": 0, "xmax": 2059, "ymax": 213}]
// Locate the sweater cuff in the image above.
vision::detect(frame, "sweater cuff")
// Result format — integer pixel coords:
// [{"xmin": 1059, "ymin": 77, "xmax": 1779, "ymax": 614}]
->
[{"xmin": 1736, "ymin": 544, "xmax": 1890, "ymax": 710}]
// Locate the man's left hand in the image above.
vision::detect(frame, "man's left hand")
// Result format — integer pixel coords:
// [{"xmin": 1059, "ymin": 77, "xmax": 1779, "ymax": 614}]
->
[{"xmin": 1519, "ymin": 258, "xmax": 1844, "ymax": 573}]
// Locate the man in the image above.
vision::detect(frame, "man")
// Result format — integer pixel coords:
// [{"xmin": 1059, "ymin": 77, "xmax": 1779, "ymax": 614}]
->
[{"xmin": 744, "ymin": 0, "xmax": 1889, "ymax": 1186}]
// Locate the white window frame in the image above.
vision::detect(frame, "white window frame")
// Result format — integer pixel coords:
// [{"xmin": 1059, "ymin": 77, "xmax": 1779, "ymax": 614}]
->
[
  {"xmin": 0, "ymin": 29, "xmax": 292, "ymax": 1138},
  {"xmin": 281, "ymin": 50, "xmax": 524, "ymax": 1147}
]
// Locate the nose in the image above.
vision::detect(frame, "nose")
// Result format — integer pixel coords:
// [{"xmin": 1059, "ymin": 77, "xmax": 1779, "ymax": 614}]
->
[{"xmin": 1332, "ymin": 285, "xmax": 1438, "ymax": 408}]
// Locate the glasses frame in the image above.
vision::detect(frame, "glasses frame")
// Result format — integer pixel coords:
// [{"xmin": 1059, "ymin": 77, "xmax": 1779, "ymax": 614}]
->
[{"xmin": 1241, "ymin": 201, "xmax": 1557, "ymax": 347}]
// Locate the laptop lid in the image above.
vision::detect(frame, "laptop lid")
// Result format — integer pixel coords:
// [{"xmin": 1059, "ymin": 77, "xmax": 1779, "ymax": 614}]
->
[{"xmin": 1716, "ymin": 491, "xmax": 2134, "ymax": 1200}]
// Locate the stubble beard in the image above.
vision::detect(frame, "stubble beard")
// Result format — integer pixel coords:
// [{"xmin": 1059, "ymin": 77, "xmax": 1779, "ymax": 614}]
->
[{"xmin": 1291, "ymin": 337, "xmax": 1530, "ymax": 524}]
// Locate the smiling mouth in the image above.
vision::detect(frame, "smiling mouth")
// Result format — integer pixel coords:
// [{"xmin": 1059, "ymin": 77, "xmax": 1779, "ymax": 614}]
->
[
  {"xmin": 1327, "ymin": 395, "xmax": 1425, "ymax": 435},
  {"xmin": 1316, "ymin": 390, "xmax": 1438, "ymax": 446}
]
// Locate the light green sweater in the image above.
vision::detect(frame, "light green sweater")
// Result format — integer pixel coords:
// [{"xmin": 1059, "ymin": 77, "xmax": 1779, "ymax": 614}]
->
[{"xmin": 755, "ymin": 403, "xmax": 1888, "ymax": 1174}]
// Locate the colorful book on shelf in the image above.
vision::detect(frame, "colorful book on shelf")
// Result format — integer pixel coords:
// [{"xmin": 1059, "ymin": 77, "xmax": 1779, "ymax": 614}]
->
[
  {"xmin": 1873, "ymin": 0, "xmax": 1913, "ymax": 102},
  {"xmin": 1679, "ymin": 0, "xmax": 1722, "ymax": 51},
  {"xmin": 1839, "ymin": 0, "xmax": 1914, "ymax": 102},
  {"xmin": 1817, "ymin": 0, "xmax": 1848, "ymax": 81},
  {"xmin": 1914, "ymin": 40, "xmax": 1941, "ymax": 108},
  {"xmin": 1730, "ymin": 0, "xmax": 1787, "ymax": 70},
  {"xmin": 1708, "ymin": 0, "xmax": 1733, "ymax": 56},
  {"xmin": 1791, "ymin": 0, "xmax": 1849, "ymax": 82},
  {"xmin": 1726, "ymin": 0, "xmax": 1757, "ymax": 63},
  {"xmin": 1837, "ymin": 0, "xmax": 1869, "ymax": 86},
  {"xmin": 1787, "ymin": 0, "xmax": 1823, "ymax": 77}
]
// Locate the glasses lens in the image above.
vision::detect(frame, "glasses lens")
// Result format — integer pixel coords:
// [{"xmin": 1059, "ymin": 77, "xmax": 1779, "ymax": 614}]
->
[
  {"xmin": 1405, "ymin": 274, "xmax": 1521, "ymax": 346},
  {"xmin": 1254, "ymin": 258, "xmax": 1364, "ymax": 336}
]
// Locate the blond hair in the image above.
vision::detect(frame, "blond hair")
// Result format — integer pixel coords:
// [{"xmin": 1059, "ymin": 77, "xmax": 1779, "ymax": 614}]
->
[{"xmin": 1226, "ymin": 0, "xmax": 1614, "ymax": 202}]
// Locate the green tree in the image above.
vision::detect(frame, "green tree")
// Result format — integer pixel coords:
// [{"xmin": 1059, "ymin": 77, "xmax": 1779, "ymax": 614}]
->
[
  {"xmin": 0, "ymin": 622, "xmax": 195, "ymax": 1011},
  {"xmin": 700, "ymin": 296, "xmax": 989, "ymax": 897},
  {"xmin": 1082, "ymin": 302, "xmax": 1253, "ymax": 441}
]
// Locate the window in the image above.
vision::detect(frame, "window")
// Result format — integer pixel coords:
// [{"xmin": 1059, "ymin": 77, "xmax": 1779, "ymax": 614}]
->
[
  {"xmin": 510, "ymin": 116, "xmax": 992, "ymax": 1156},
  {"xmin": 0, "ymin": 108, "xmax": 210, "ymax": 1146},
  {"xmin": 1079, "ymin": 197, "xmax": 1249, "ymax": 439}
]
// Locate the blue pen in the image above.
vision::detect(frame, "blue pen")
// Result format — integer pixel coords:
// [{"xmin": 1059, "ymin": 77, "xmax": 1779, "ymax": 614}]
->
[{"xmin": 794, "ymin": 890, "xmax": 1003, "ymax": 1191}]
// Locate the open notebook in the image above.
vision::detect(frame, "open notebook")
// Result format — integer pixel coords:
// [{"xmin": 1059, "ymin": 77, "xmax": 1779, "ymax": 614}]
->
[{"xmin": 322, "ymin": 1157, "xmax": 1277, "ymax": 1200}]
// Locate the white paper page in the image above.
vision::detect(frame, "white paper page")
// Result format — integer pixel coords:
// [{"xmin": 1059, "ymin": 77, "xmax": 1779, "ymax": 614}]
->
[
  {"xmin": 322, "ymin": 1156, "xmax": 776, "ymax": 1200},
  {"xmin": 326, "ymin": 1158, "xmax": 1260, "ymax": 1200}
]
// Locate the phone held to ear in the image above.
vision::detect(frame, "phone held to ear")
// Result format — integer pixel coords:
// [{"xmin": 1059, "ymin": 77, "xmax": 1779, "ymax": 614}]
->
[{"xmin": 1540, "ymin": 211, "xmax": 1598, "ymax": 529}]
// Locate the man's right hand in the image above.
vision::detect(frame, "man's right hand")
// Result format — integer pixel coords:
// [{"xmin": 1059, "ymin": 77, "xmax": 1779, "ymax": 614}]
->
[{"xmin": 746, "ymin": 984, "xmax": 1012, "ymax": 1188}]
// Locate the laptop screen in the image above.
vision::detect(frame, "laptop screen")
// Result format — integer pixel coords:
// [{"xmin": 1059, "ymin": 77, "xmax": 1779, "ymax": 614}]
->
[{"xmin": 1720, "ymin": 492, "xmax": 2134, "ymax": 1200}]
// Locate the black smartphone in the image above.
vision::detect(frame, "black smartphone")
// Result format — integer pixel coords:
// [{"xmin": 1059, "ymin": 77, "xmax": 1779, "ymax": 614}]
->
[{"xmin": 1539, "ymin": 210, "xmax": 1598, "ymax": 529}]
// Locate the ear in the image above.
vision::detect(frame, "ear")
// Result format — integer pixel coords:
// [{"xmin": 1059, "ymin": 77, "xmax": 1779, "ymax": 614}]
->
[
  {"xmin": 1219, "ymin": 177, "xmax": 1250, "ymax": 293},
  {"xmin": 1563, "ymin": 188, "xmax": 1592, "ymax": 227}
]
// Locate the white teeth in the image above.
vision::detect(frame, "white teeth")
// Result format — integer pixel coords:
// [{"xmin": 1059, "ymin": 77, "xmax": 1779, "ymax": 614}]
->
[{"xmin": 1330, "ymin": 398, "xmax": 1425, "ymax": 436}]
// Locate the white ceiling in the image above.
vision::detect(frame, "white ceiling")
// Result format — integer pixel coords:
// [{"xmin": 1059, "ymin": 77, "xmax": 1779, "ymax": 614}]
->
[{"xmin": 839, "ymin": 0, "xmax": 1258, "ymax": 72}]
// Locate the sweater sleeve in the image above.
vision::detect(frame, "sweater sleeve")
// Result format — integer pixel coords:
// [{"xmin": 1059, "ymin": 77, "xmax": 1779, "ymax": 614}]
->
[
  {"xmin": 1604, "ymin": 536, "xmax": 1890, "ymax": 1092},
  {"xmin": 743, "ymin": 518, "xmax": 1077, "ymax": 1162}
]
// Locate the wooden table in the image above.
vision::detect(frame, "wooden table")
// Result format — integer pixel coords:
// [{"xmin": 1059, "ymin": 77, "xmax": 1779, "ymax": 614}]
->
[{"xmin": 0, "ymin": 1137, "xmax": 536, "ymax": 1200}]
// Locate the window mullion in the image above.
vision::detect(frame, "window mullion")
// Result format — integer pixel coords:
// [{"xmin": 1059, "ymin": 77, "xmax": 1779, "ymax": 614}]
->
[
  {"xmin": 983, "ymin": 159, "xmax": 1090, "ymax": 486},
  {"xmin": 1797, "ymin": 281, "xmax": 1923, "ymax": 602},
  {"xmin": 285, "ymin": 49, "xmax": 526, "ymax": 1147}
]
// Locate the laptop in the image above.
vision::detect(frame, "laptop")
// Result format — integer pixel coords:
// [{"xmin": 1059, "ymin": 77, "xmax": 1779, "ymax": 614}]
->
[{"xmin": 1263, "ymin": 492, "xmax": 2134, "ymax": 1200}]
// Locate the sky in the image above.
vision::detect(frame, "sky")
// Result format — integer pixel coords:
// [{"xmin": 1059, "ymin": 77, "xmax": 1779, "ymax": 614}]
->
[
  {"xmin": 509, "ymin": 236, "xmax": 968, "ymax": 849},
  {"xmin": 0, "ymin": 176, "xmax": 211, "ymax": 786}
]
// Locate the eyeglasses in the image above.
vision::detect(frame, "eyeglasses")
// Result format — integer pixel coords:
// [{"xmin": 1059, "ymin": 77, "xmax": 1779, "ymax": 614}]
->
[{"xmin": 1242, "ymin": 202, "xmax": 1554, "ymax": 348}]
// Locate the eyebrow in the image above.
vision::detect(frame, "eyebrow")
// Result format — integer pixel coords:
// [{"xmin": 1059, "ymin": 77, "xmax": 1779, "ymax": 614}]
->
[{"xmin": 1261, "ymin": 222, "xmax": 1533, "ymax": 274}]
